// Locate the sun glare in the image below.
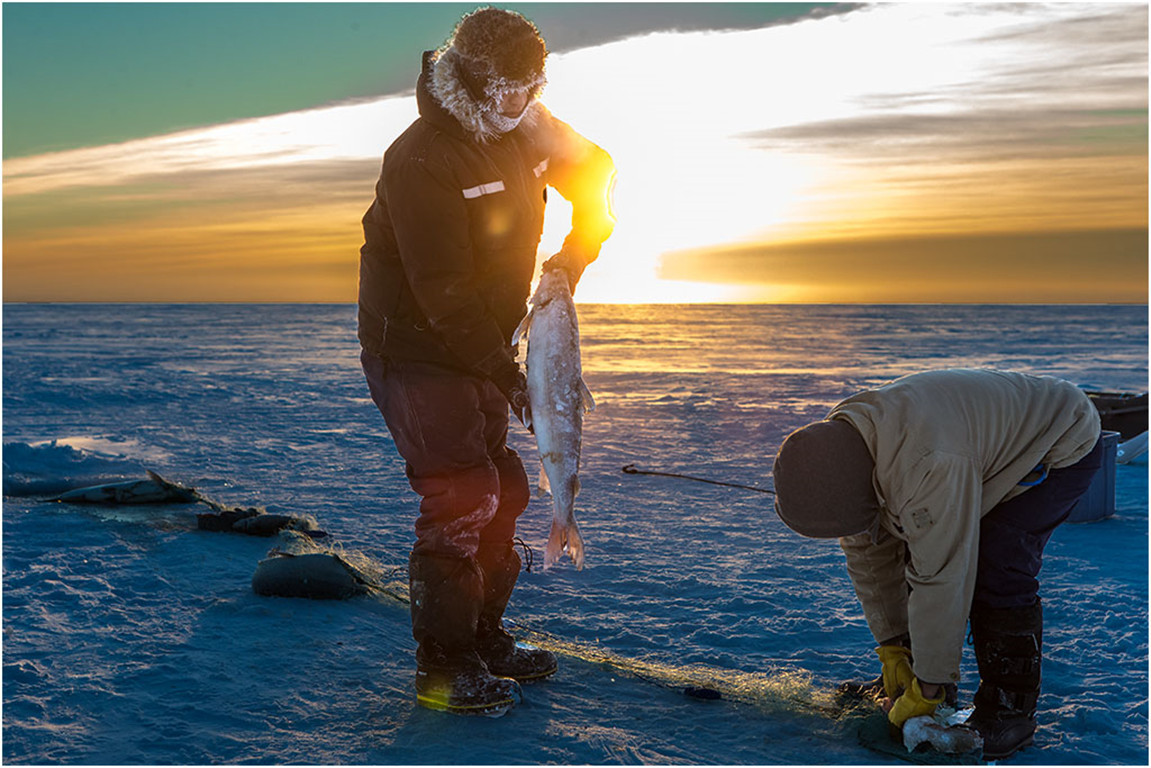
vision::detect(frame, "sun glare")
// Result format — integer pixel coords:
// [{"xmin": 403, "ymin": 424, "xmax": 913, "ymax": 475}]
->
[{"xmin": 539, "ymin": 31, "xmax": 827, "ymax": 304}]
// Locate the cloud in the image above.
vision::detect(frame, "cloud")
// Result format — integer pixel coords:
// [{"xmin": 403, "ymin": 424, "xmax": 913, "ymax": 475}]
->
[
  {"xmin": 746, "ymin": 108, "xmax": 1147, "ymax": 162},
  {"xmin": 658, "ymin": 229, "xmax": 1150, "ymax": 303},
  {"xmin": 742, "ymin": 4, "xmax": 1147, "ymax": 158},
  {"xmin": 3, "ymin": 97, "xmax": 416, "ymax": 198}
]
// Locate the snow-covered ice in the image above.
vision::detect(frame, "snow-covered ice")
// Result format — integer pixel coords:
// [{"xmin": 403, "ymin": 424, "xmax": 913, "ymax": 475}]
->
[{"xmin": 3, "ymin": 303, "xmax": 1147, "ymax": 764}]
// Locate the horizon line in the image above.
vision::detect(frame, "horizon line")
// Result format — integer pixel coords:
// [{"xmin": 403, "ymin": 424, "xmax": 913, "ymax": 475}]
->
[{"xmin": 4, "ymin": 300, "xmax": 1148, "ymax": 307}]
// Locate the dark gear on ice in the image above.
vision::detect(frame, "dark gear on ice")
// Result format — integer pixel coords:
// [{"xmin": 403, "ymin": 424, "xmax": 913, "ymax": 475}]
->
[
  {"xmin": 358, "ymin": 7, "xmax": 615, "ymax": 715},
  {"xmin": 772, "ymin": 369, "xmax": 1102, "ymax": 759}
]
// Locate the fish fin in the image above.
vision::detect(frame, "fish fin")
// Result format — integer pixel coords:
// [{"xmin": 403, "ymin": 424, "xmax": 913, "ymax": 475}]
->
[
  {"xmin": 544, "ymin": 519, "xmax": 563, "ymax": 569},
  {"xmin": 512, "ymin": 308, "xmax": 534, "ymax": 347},
  {"xmin": 146, "ymin": 470, "xmax": 171, "ymax": 487},
  {"xmin": 537, "ymin": 461, "xmax": 551, "ymax": 496},
  {"xmin": 579, "ymin": 378, "xmax": 596, "ymax": 412},
  {"xmin": 568, "ymin": 521, "xmax": 585, "ymax": 571}
]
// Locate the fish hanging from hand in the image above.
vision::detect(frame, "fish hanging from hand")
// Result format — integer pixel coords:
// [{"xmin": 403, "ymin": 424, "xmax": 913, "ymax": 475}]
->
[{"xmin": 513, "ymin": 269, "xmax": 595, "ymax": 569}]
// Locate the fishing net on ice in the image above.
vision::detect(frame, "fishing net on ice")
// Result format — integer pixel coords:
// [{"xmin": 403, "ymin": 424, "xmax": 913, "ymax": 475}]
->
[{"xmin": 263, "ymin": 534, "xmax": 843, "ymax": 719}]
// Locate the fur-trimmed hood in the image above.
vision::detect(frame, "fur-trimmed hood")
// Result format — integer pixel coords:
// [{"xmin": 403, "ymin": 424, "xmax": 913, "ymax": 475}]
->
[{"xmin": 424, "ymin": 46, "xmax": 544, "ymax": 144}]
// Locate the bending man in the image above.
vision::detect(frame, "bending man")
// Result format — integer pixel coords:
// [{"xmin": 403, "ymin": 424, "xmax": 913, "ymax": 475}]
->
[{"xmin": 772, "ymin": 368, "xmax": 1102, "ymax": 758}]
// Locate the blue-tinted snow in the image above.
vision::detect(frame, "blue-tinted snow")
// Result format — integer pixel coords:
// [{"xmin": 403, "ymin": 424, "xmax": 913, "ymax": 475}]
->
[{"xmin": 3, "ymin": 303, "xmax": 1147, "ymax": 764}]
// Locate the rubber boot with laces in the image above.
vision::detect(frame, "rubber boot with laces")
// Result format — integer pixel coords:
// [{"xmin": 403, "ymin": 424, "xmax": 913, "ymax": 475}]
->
[
  {"xmin": 967, "ymin": 599, "xmax": 1044, "ymax": 759},
  {"xmin": 475, "ymin": 542, "xmax": 558, "ymax": 680},
  {"xmin": 409, "ymin": 551, "xmax": 522, "ymax": 716},
  {"xmin": 414, "ymin": 639, "xmax": 521, "ymax": 716}
]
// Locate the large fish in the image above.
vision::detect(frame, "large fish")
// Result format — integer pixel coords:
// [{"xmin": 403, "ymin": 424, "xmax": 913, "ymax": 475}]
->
[{"xmin": 513, "ymin": 269, "xmax": 595, "ymax": 569}]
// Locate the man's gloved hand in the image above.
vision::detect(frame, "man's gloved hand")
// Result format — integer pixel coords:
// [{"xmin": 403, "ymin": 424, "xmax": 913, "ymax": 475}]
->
[
  {"xmin": 541, "ymin": 247, "xmax": 588, "ymax": 292},
  {"xmin": 876, "ymin": 644, "xmax": 915, "ymax": 700},
  {"xmin": 490, "ymin": 362, "xmax": 533, "ymax": 432},
  {"xmin": 887, "ymin": 677, "xmax": 945, "ymax": 729}
]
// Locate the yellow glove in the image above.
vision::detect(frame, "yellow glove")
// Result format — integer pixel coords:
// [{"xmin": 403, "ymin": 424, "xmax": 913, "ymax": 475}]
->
[
  {"xmin": 887, "ymin": 677, "xmax": 945, "ymax": 729},
  {"xmin": 875, "ymin": 644, "xmax": 914, "ymax": 699}
]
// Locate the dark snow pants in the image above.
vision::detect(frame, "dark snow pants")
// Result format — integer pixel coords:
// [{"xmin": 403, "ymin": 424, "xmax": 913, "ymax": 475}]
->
[
  {"xmin": 361, "ymin": 351, "xmax": 530, "ymax": 560},
  {"xmin": 972, "ymin": 435, "xmax": 1104, "ymax": 611}
]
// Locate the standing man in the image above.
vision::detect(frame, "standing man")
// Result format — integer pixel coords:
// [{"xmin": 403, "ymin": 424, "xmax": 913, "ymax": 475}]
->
[
  {"xmin": 358, "ymin": 7, "xmax": 615, "ymax": 716},
  {"xmin": 771, "ymin": 369, "xmax": 1102, "ymax": 758}
]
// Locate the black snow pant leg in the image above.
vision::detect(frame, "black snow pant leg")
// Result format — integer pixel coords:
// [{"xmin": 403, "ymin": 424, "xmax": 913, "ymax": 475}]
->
[
  {"xmin": 479, "ymin": 439, "xmax": 531, "ymax": 549},
  {"xmin": 361, "ymin": 351, "xmax": 530, "ymax": 648},
  {"xmin": 967, "ymin": 435, "xmax": 1103, "ymax": 758},
  {"xmin": 972, "ymin": 435, "xmax": 1104, "ymax": 610}
]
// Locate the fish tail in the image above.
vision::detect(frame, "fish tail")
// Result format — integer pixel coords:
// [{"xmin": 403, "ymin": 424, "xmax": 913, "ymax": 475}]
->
[
  {"xmin": 545, "ymin": 492, "xmax": 584, "ymax": 571},
  {"xmin": 545, "ymin": 514, "xmax": 585, "ymax": 571}
]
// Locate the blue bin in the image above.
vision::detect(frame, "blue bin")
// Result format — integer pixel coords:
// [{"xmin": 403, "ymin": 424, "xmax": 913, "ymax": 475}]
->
[{"xmin": 1066, "ymin": 430, "xmax": 1119, "ymax": 523}]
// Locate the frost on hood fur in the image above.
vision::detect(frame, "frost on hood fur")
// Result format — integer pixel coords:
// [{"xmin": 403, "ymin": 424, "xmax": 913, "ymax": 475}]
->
[{"xmin": 429, "ymin": 46, "xmax": 545, "ymax": 144}]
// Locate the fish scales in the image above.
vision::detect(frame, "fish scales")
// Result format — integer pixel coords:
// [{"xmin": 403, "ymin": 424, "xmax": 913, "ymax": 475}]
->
[{"xmin": 514, "ymin": 270, "xmax": 595, "ymax": 569}]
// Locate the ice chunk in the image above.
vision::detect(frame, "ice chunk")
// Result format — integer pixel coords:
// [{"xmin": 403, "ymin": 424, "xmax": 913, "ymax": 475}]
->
[{"xmin": 903, "ymin": 715, "xmax": 983, "ymax": 755}]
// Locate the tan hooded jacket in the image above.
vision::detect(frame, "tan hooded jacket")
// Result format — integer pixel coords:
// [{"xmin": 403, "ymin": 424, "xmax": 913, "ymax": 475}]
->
[{"xmin": 829, "ymin": 369, "xmax": 1100, "ymax": 684}]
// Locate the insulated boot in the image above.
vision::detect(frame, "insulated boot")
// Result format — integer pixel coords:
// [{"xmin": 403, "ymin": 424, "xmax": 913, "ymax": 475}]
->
[
  {"xmin": 409, "ymin": 551, "xmax": 522, "ymax": 716},
  {"xmin": 475, "ymin": 543, "xmax": 558, "ymax": 681},
  {"xmin": 414, "ymin": 639, "xmax": 522, "ymax": 716},
  {"xmin": 967, "ymin": 600, "xmax": 1044, "ymax": 759}
]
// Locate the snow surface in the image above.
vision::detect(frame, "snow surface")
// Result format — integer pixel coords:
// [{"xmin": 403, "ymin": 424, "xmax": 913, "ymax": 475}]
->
[{"xmin": 3, "ymin": 303, "xmax": 1147, "ymax": 765}]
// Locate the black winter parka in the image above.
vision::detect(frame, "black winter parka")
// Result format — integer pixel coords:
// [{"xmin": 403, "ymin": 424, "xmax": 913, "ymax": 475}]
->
[{"xmin": 358, "ymin": 52, "xmax": 615, "ymax": 381}]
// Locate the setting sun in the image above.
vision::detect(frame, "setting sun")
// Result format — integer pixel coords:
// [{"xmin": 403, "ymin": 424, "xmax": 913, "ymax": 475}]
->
[{"xmin": 539, "ymin": 30, "xmax": 828, "ymax": 302}]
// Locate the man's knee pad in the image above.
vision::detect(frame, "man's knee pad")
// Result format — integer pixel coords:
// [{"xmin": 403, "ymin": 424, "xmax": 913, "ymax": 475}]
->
[{"xmin": 413, "ymin": 464, "xmax": 501, "ymax": 558}]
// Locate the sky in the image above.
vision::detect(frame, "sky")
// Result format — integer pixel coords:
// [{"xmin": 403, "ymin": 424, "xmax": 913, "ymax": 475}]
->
[{"xmin": 2, "ymin": 1, "xmax": 1147, "ymax": 303}]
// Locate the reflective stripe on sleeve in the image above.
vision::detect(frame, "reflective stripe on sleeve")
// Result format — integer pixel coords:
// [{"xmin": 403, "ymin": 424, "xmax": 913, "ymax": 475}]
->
[{"xmin": 461, "ymin": 181, "xmax": 506, "ymax": 199}]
